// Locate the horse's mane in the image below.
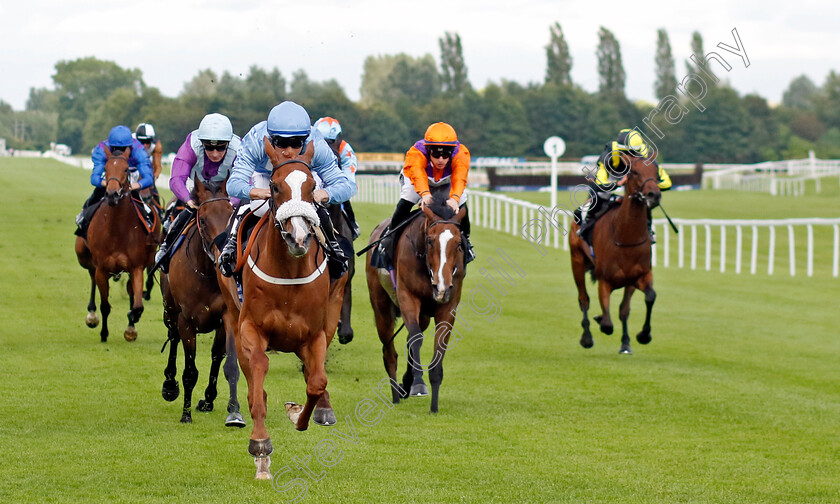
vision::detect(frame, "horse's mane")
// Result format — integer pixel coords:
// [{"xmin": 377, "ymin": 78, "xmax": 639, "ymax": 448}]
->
[
  {"xmin": 426, "ymin": 195, "xmax": 456, "ymax": 220},
  {"xmin": 202, "ymin": 179, "xmax": 226, "ymax": 195}
]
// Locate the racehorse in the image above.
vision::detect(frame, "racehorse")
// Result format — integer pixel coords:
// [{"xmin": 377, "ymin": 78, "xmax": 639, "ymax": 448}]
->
[
  {"xmin": 329, "ymin": 204, "xmax": 356, "ymax": 344},
  {"xmin": 159, "ymin": 176, "xmax": 244, "ymax": 427},
  {"xmin": 237, "ymin": 139, "xmax": 347, "ymax": 479},
  {"xmin": 568, "ymin": 153, "xmax": 661, "ymax": 354},
  {"xmin": 75, "ymin": 148, "xmax": 160, "ymax": 342},
  {"xmin": 365, "ymin": 195, "xmax": 467, "ymax": 413}
]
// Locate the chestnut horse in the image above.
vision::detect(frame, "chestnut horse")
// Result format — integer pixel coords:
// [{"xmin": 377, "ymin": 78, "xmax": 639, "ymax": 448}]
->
[
  {"xmin": 237, "ymin": 139, "xmax": 346, "ymax": 479},
  {"xmin": 365, "ymin": 196, "xmax": 467, "ymax": 413},
  {"xmin": 75, "ymin": 148, "xmax": 160, "ymax": 342},
  {"xmin": 568, "ymin": 154, "xmax": 662, "ymax": 354},
  {"xmin": 160, "ymin": 176, "xmax": 244, "ymax": 427}
]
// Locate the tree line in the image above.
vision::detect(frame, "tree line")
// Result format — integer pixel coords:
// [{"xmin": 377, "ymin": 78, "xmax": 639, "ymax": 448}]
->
[{"xmin": 2, "ymin": 26, "xmax": 839, "ymax": 164}]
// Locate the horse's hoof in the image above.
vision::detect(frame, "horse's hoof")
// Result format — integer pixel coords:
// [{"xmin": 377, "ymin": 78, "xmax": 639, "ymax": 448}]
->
[
  {"xmin": 410, "ymin": 383, "xmax": 429, "ymax": 397},
  {"xmin": 600, "ymin": 324, "xmax": 614, "ymax": 335},
  {"xmin": 124, "ymin": 327, "xmax": 138, "ymax": 342},
  {"xmin": 85, "ymin": 312, "xmax": 99, "ymax": 328},
  {"xmin": 580, "ymin": 334, "xmax": 594, "ymax": 349},
  {"xmin": 636, "ymin": 331, "xmax": 652, "ymax": 345},
  {"xmin": 142, "ymin": 290, "xmax": 151, "ymax": 301},
  {"xmin": 338, "ymin": 330, "xmax": 354, "ymax": 345},
  {"xmin": 313, "ymin": 407, "xmax": 337, "ymax": 426},
  {"xmin": 254, "ymin": 456, "xmax": 271, "ymax": 480},
  {"xmin": 225, "ymin": 412, "xmax": 246, "ymax": 428},
  {"xmin": 197, "ymin": 399, "xmax": 213, "ymax": 412},
  {"xmin": 619, "ymin": 346, "xmax": 633, "ymax": 355},
  {"xmin": 593, "ymin": 315, "xmax": 603, "ymax": 324},
  {"xmin": 180, "ymin": 413, "xmax": 192, "ymax": 423},
  {"xmin": 285, "ymin": 402, "xmax": 304, "ymax": 425},
  {"xmin": 100, "ymin": 333, "xmax": 108, "ymax": 343},
  {"xmin": 112, "ymin": 273, "xmax": 122, "ymax": 282},
  {"xmin": 161, "ymin": 380, "xmax": 180, "ymax": 402},
  {"xmin": 249, "ymin": 438, "xmax": 273, "ymax": 458}
]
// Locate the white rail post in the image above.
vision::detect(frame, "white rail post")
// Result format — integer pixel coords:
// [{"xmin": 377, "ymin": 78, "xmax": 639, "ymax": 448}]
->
[
  {"xmin": 735, "ymin": 225, "xmax": 743, "ymax": 274},
  {"xmin": 720, "ymin": 225, "xmax": 727, "ymax": 273},
  {"xmin": 788, "ymin": 225, "xmax": 796, "ymax": 276},
  {"xmin": 705, "ymin": 224, "xmax": 712, "ymax": 271},
  {"xmin": 833, "ymin": 224, "xmax": 839, "ymax": 278},
  {"xmin": 768, "ymin": 226, "xmax": 776, "ymax": 275},
  {"xmin": 663, "ymin": 223, "xmax": 670, "ymax": 267},
  {"xmin": 652, "ymin": 223, "xmax": 657, "ymax": 267},
  {"xmin": 691, "ymin": 225, "xmax": 697, "ymax": 270},
  {"xmin": 750, "ymin": 226, "xmax": 758, "ymax": 275},
  {"xmin": 678, "ymin": 223, "xmax": 685, "ymax": 268},
  {"xmin": 807, "ymin": 224, "xmax": 814, "ymax": 277}
]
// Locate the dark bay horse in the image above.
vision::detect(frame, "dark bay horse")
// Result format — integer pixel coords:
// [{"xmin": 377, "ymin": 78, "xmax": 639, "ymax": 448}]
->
[
  {"xmin": 365, "ymin": 198, "xmax": 467, "ymax": 413},
  {"xmin": 237, "ymin": 139, "xmax": 347, "ymax": 479},
  {"xmin": 568, "ymin": 154, "xmax": 662, "ymax": 354},
  {"xmin": 159, "ymin": 176, "xmax": 244, "ymax": 427},
  {"xmin": 75, "ymin": 148, "xmax": 160, "ymax": 342}
]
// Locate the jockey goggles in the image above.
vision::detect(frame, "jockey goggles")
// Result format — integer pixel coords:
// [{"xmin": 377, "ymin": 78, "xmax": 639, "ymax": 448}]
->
[
  {"xmin": 202, "ymin": 140, "xmax": 229, "ymax": 152},
  {"xmin": 428, "ymin": 146, "xmax": 454, "ymax": 159},
  {"xmin": 270, "ymin": 135, "xmax": 307, "ymax": 149}
]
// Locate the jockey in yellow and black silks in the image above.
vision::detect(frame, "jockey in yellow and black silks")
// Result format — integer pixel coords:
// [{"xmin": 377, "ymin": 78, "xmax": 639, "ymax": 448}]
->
[{"xmin": 577, "ymin": 129, "xmax": 671, "ymax": 243}]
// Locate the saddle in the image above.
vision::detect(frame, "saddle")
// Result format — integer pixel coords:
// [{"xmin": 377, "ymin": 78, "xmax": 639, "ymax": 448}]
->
[
  {"xmin": 576, "ymin": 196, "xmax": 623, "ymax": 247},
  {"xmin": 232, "ymin": 210, "xmax": 267, "ymax": 276}
]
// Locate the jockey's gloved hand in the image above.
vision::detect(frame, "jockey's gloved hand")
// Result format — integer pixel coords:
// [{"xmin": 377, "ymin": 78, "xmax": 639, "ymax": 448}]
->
[{"xmin": 218, "ymin": 242, "xmax": 237, "ymax": 277}]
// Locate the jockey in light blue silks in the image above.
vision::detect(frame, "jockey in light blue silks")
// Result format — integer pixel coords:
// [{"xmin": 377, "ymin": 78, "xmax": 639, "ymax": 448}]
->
[
  {"xmin": 219, "ymin": 101, "xmax": 357, "ymax": 280},
  {"xmin": 74, "ymin": 125, "xmax": 154, "ymax": 237}
]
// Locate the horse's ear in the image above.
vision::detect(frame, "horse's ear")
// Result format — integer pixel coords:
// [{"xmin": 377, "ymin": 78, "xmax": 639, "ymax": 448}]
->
[
  {"xmin": 122, "ymin": 146, "xmax": 131, "ymax": 159},
  {"xmin": 421, "ymin": 204, "xmax": 438, "ymax": 223},
  {"xmin": 264, "ymin": 136, "xmax": 280, "ymax": 168},
  {"xmin": 644, "ymin": 148, "xmax": 658, "ymax": 165},
  {"xmin": 455, "ymin": 204, "xmax": 467, "ymax": 224},
  {"xmin": 104, "ymin": 145, "xmax": 112, "ymax": 158}
]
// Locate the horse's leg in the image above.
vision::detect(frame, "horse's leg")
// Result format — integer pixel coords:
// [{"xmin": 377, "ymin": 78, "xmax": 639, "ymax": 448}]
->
[
  {"xmin": 179, "ymin": 315, "xmax": 198, "ymax": 423},
  {"xmin": 636, "ymin": 272, "xmax": 656, "ymax": 345},
  {"xmin": 429, "ymin": 309, "xmax": 456, "ymax": 413},
  {"xmin": 287, "ymin": 333, "xmax": 327, "ymax": 431},
  {"xmin": 618, "ymin": 286, "xmax": 636, "ymax": 354},
  {"xmin": 370, "ymin": 287, "xmax": 403, "ymax": 402},
  {"xmin": 403, "ymin": 307, "xmax": 429, "ymax": 397},
  {"xmin": 239, "ymin": 319, "xmax": 273, "ymax": 479},
  {"xmin": 221, "ymin": 310, "xmax": 245, "ymax": 428},
  {"xmin": 161, "ymin": 326, "xmax": 180, "ymax": 402},
  {"xmin": 595, "ymin": 280, "xmax": 614, "ymax": 335},
  {"xmin": 85, "ymin": 269, "xmax": 99, "ymax": 328},
  {"xmin": 198, "ymin": 326, "xmax": 225, "ymax": 413},
  {"xmin": 570, "ymin": 249, "xmax": 592, "ymax": 348},
  {"xmin": 94, "ymin": 269, "xmax": 111, "ymax": 343},
  {"xmin": 124, "ymin": 267, "xmax": 144, "ymax": 342},
  {"xmin": 310, "ymin": 363, "xmax": 336, "ymax": 426},
  {"xmin": 143, "ymin": 266, "xmax": 154, "ymax": 301},
  {"xmin": 337, "ymin": 261, "xmax": 354, "ymax": 344}
]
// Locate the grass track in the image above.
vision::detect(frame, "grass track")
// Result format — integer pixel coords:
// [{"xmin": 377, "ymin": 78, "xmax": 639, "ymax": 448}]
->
[{"xmin": 1, "ymin": 158, "xmax": 838, "ymax": 503}]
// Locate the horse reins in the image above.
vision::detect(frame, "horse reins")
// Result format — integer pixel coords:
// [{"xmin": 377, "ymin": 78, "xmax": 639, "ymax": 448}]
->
[{"xmin": 610, "ymin": 173, "xmax": 658, "ymax": 248}]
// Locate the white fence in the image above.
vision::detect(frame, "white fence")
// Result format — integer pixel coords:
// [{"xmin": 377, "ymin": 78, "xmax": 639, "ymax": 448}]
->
[
  {"xmin": 702, "ymin": 155, "xmax": 840, "ymax": 196},
  {"xmin": 354, "ymin": 175, "xmax": 840, "ymax": 278}
]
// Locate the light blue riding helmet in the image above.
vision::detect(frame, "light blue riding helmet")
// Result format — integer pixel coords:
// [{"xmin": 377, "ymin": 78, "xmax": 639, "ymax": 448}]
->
[
  {"xmin": 267, "ymin": 101, "xmax": 311, "ymax": 137},
  {"xmin": 108, "ymin": 125, "xmax": 134, "ymax": 147}
]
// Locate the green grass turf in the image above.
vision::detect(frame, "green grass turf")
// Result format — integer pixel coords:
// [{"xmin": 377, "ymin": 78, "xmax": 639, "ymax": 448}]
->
[{"xmin": 1, "ymin": 158, "xmax": 838, "ymax": 503}]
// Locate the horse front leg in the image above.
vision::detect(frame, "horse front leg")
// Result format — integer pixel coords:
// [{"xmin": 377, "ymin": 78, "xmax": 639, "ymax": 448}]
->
[
  {"xmin": 429, "ymin": 308, "xmax": 457, "ymax": 413},
  {"xmin": 221, "ymin": 310, "xmax": 245, "ymax": 428},
  {"xmin": 571, "ymin": 250, "xmax": 592, "ymax": 348},
  {"xmin": 178, "ymin": 315, "xmax": 198, "ymax": 424},
  {"xmin": 636, "ymin": 272, "xmax": 656, "ymax": 345},
  {"xmin": 618, "ymin": 286, "xmax": 636, "ymax": 354},
  {"xmin": 94, "ymin": 269, "xmax": 111, "ymax": 343},
  {"xmin": 143, "ymin": 266, "xmax": 155, "ymax": 301},
  {"xmin": 85, "ymin": 269, "xmax": 99, "ymax": 328},
  {"xmin": 595, "ymin": 280, "xmax": 615, "ymax": 336},
  {"xmin": 198, "ymin": 326, "xmax": 225, "ymax": 413},
  {"xmin": 161, "ymin": 327, "xmax": 180, "ymax": 402},
  {"xmin": 288, "ymin": 333, "xmax": 328, "ymax": 431},
  {"xmin": 124, "ymin": 267, "xmax": 144, "ymax": 342},
  {"xmin": 239, "ymin": 319, "xmax": 272, "ymax": 479}
]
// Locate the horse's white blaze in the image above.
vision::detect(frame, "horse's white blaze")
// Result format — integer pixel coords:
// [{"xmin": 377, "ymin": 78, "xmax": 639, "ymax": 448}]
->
[
  {"xmin": 290, "ymin": 215, "xmax": 308, "ymax": 243},
  {"xmin": 436, "ymin": 230, "xmax": 455, "ymax": 291},
  {"xmin": 284, "ymin": 170, "xmax": 308, "ymax": 201}
]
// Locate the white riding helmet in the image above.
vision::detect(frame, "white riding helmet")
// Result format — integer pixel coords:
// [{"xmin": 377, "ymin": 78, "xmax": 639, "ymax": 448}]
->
[
  {"xmin": 135, "ymin": 123, "xmax": 156, "ymax": 142},
  {"xmin": 313, "ymin": 117, "xmax": 342, "ymax": 141},
  {"xmin": 197, "ymin": 113, "xmax": 234, "ymax": 142}
]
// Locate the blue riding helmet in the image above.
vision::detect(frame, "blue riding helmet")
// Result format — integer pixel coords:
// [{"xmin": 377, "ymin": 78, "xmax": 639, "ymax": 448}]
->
[
  {"xmin": 267, "ymin": 101, "xmax": 311, "ymax": 137},
  {"xmin": 108, "ymin": 125, "xmax": 134, "ymax": 147}
]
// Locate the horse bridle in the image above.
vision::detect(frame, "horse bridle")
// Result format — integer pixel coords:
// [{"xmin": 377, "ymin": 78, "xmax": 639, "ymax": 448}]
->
[
  {"xmin": 422, "ymin": 218, "xmax": 464, "ymax": 281},
  {"xmin": 105, "ymin": 156, "xmax": 131, "ymax": 200},
  {"xmin": 610, "ymin": 168, "xmax": 659, "ymax": 248},
  {"xmin": 268, "ymin": 159, "xmax": 319, "ymax": 241},
  {"xmin": 195, "ymin": 197, "xmax": 232, "ymax": 262}
]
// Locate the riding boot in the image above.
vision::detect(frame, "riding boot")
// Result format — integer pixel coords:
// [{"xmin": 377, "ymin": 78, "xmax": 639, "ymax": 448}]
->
[
  {"xmin": 378, "ymin": 199, "xmax": 415, "ymax": 270},
  {"xmin": 74, "ymin": 187, "xmax": 106, "ymax": 237},
  {"xmin": 219, "ymin": 209, "xmax": 245, "ymax": 278},
  {"xmin": 342, "ymin": 200, "xmax": 361, "ymax": 239},
  {"xmin": 151, "ymin": 207, "xmax": 195, "ymax": 274},
  {"xmin": 460, "ymin": 205, "xmax": 475, "ymax": 265},
  {"xmin": 317, "ymin": 205, "xmax": 348, "ymax": 280},
  {"xmin": 647, "ymin": 207, "xmax": 656, "ymax": 244}
]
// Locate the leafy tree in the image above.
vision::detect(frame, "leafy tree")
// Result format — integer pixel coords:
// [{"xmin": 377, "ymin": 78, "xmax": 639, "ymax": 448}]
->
[
  {"xmin": 685, "ymin": 31, "xmax": 704, "ymax": 75},
  {"xmin": 360, "ymin": 54, "xmax": 440, "ymax": 107},
  {"xmin": 782, "ymin": 75, "xmax": 818, "ymax": 110},
  {"xmin": 596, "ymin": 27, "xmax": 626, "ymax": 97},
  {"xmin": 654, "ymin": 28, "xmax": 677, "ymax": 100},
  {"xmin": 439, "ymin": 32, "xmax": 470, "ymax": 96},
  {"xmin": 545, "ymin": 22, "xmax": 573, "ymax": 86}
]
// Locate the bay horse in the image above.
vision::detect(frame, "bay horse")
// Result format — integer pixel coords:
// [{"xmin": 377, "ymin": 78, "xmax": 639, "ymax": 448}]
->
[
  {"xmin": 365, "ymin": 195, "xmax": 467, "ymax": 413},
  {"xmin": 237, "ymin": 138, "xmax": 347, "ymax": 479},
  {"xmin": 75, "ymin": 148, "xmax": 160, "ymax": 342},
  {"xmin": 159, "ymin": 175, "xmax": 244, "ymax": 427},
  {"xmin": 568, "ymin": 153, "xmax": 661, "ymax": 354},
  {"xmin": 329, "ymin": 204, "xmax": 356, "ymax": 344}
]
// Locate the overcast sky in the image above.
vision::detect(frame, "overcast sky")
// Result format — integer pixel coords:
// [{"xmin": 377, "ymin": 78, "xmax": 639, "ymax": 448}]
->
[{"xmin": 0, "ymin": 0, "xmax": 837, "ymax": 111}]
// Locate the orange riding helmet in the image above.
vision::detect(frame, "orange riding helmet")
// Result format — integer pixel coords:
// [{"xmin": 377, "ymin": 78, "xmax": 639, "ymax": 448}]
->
[{"xmin": 423, "ymin": 122, "xmax": 458, "ymax": 146}]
